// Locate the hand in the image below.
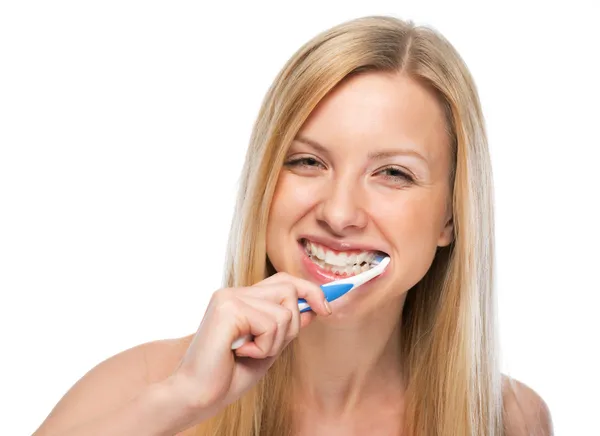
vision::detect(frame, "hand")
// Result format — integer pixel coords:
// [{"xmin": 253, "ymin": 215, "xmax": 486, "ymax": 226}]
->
[{"xmin": 167, "ymin": 272, "xmax": 331, "ymax": 424}]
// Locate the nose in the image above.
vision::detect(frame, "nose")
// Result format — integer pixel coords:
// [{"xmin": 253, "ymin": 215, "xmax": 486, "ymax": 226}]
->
[{"xmin": 316, "ymin": 179, "xmax": 368, "ymax": 236}]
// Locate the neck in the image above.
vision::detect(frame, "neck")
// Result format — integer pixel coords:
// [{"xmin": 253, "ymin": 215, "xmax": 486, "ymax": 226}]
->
[{"xmin": 292, "ymin": 294, "xmax": 407, "ymax": 418}]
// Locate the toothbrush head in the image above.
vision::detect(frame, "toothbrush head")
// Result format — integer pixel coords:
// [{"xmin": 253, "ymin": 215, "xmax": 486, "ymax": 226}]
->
[
  {"xmin": 372, "ymin": 253, "xmax": 388, "ymax": 265},
  {"xmin": 318, "ymin": 254, "xmax": 390, "ymax": 302}
]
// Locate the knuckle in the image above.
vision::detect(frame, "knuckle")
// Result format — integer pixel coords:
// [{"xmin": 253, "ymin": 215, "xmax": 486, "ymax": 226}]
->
[
  {"xmin": 285, "ymin": 328, "xmax": 297, "ymax": 342},
  {"xmin": 211, "ymin": 288, "xmax": 231, "ymax": 303},
  {"xmin": 211, "ymin": 292, "xmax": 240, "ymax": 314},
  {"xmin": 282, "ymin": 283, "xmax": 297, "ymax": 296},
  {"xmin": 216, "ymin": 301, "xmax": 236, "ymax": 317},
  {"xmin": 254, "ymin": 347, "xmax": 270, "ymax": 359},
  {"xmin": 268, "ymin": 319, "xmax": 278, "ymax": 332},
  {"xmin": 285, "ymin": 283, "xmax": 298, "ymax": 297},
  {"xmin": 274, "ymin": 271, "xmax": 290, "ymax": 279},
  {"xmin": 281, "ymin": 308, "xmax": 293, "ymax": 323},
  {"xmin": 275, "ymin": 310, "xmax": 292, "ymax": 327}
]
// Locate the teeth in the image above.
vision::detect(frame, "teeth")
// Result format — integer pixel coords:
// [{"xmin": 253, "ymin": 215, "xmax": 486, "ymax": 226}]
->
[
  {"xmin": 323, "ymin": 247, "xmax": 373, "ymax": 267},
  {"xmin": 325, "ymin": 251, "xmax": 346, "ymax": 266},
  {"xmin": 304, "ymin": 239, "xmax": 384, "ymax": 275},
  {"xmin": 307, "ymin": 242, "xmax": 320, "ymax": 260}
]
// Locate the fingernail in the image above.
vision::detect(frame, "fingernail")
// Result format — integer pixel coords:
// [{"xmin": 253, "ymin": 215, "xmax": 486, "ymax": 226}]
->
[{"xmin": 323, "ymin": 299, "xmax": 332, "ymax": 314}]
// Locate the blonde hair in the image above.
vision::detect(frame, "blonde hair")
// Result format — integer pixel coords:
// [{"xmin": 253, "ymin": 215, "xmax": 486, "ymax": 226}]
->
[{"xmin": 194, "ymin": 15, "xmax": 503, "ymax": 436}]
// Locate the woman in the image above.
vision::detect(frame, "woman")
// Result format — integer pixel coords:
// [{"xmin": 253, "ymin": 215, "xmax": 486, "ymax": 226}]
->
[{"xmin": 33, "ymin": 15, "xmax": 552, "ymax": 436}]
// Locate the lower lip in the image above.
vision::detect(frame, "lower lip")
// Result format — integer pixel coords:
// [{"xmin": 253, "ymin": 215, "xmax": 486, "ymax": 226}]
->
[{"xmin": 298, "ymin": 241, "xmax": 387, "ymax": 286}]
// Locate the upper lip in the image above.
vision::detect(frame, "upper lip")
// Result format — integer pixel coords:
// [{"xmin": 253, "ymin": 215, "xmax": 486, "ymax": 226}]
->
[{"xmin": 299, "ymin": 234, "xmax": 389, "ymax": 255}]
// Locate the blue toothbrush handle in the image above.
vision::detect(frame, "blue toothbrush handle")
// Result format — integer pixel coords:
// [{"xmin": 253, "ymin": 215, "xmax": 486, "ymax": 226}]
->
[{"xmin": 297, "ymin": 283, "xmax": 353, "ymax": 313}]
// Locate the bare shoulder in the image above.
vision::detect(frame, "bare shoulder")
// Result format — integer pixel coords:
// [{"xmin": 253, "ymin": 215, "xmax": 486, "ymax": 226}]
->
[
  {"xmin": 34, "ymin": 334, "xmax": 194, "ymax": 435},
  {"xmin": 502, "ymin": 374, "xmax": 554, "ymax": 436}
]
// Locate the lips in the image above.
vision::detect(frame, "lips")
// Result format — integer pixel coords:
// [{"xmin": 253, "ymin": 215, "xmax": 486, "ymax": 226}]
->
[
  {"xmin": 298, "ymin": 234, "xmax": 389, "ymax": 255},
  {"xmin": 297, "ymin": 235, "xmax": 389, "ymax": 285}
]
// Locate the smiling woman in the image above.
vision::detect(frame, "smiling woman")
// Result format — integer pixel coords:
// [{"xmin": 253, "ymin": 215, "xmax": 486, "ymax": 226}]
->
[
  {"xmin": 267, "ymin": 73, "xmax": 455, "ymax": 323},
  {"xmin": 32, "ymin": 15, "xmax": 552, "ymax": 436}
]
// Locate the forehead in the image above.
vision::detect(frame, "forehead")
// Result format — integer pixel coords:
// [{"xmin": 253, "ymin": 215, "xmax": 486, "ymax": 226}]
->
[{"xmin": 297, "ymin": 72, "xmax": 450, "ymax": 162}]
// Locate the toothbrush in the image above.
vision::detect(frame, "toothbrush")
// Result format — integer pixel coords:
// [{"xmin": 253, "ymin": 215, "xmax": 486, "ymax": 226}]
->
[{"xmin": 231, "ymin": 255, "xmax": 390, "ymax": 350}]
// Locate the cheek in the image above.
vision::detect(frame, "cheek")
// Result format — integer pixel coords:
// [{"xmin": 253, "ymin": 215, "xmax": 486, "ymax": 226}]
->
[
  {"xmin": 266, "ymin": 174, "xmax": 321, "ymax": 264},
  {"xmin": 372, "ymin": 191, "xmax": 447, "ymax": 286},
  {"xmin": 269, "ymin": 173, "xmax": 321, "ymax": 227},
  {"xmin": 375, "ymin": 192, "xmax": 444, "ymax": 240}
]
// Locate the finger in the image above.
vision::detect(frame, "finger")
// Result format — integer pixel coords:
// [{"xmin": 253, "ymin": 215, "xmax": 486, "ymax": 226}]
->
[
  {"xmin": 243, "ymin": 288, "xmax": 316, "ymax": 336},
  {"xmin": 300, "ymin": 311, "xmax": 316, "ymax": 328},
  {"xmin": 251, "ymin": 274, "xmax": 332, "ymax": 317},
  {"xmin": 229, "ymin": 299, "xmax": 278, "ymax": 359},
  {"xmin": 237, "ymin": 296, "xmax": 293, "ymax": 356},
  {"xmin": 244, "ymin": 283, "xmax": 301, "ymax": 338}
]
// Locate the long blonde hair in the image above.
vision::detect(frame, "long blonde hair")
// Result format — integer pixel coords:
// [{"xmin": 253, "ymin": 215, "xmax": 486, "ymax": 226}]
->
[{"xmin": 194, "ymin": 15, "xmax": 503, "ymax": 436}]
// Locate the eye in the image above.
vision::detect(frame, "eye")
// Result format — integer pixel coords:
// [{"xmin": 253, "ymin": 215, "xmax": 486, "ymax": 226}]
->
[
  {"xmin": 284, "ymin": 156, "xmax": 326, "ymax": 169},
  {"xmin": 375, "ymin": 166, "xmax": 415, "ymax": 184}
]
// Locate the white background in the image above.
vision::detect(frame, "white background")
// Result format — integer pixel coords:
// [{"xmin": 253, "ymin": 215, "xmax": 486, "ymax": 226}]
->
[{"xmin": 1, "ymin": 1, "xmax": 598, "ymax": 435}]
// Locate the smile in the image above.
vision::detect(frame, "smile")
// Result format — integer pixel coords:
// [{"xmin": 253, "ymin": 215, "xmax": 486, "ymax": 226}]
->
[{"xmin": 300, "ymin": 238, "xmax": 386, "ymax": 278}]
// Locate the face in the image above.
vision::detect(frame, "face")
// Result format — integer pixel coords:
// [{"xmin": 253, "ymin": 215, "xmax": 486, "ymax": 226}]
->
[{"xmin": 266, "ymin": 72, "xmax": 454, "ymax": 316}]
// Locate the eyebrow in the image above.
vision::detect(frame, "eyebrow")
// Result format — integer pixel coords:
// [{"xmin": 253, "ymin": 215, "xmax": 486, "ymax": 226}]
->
[
  {"xmin": 293, "ymin": 134, "xmax": 429, "ymax": 164},
  {"xmin": 294, "ymin": 135, "xmax": 330, "ymax": 156},
  {"xmin": 367, "ymin": 149, "xmax": 428, "ymax": 163}
]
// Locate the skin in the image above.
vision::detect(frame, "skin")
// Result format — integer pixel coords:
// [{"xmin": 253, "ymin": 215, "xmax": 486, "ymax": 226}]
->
[
  {"xmin": 265, "ymin": 71, "xmax": 454, "ymax": 433},
  {"xmin": 31, "ymin": 70, "xmax": 553, "ymax": 436}
]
